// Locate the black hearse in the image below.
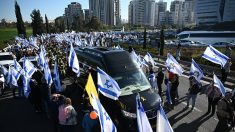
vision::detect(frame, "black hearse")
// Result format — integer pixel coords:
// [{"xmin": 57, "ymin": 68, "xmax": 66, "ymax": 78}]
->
[{"xmin": 75, "ymin": 47, "xmax": 161, "ymax": 131}]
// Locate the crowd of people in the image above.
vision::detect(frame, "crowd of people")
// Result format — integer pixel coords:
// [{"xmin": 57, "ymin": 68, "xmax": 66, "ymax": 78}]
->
[{"xmin": 0, "ymin": 32, "xmax": 234, "ymax": 132}]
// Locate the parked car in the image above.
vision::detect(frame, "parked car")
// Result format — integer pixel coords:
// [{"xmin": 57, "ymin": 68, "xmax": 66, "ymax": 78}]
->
[
  {"xmin": 179, "ymin": 39, "xmax": 195, "ymax": 46},
  {"xmin": 75, "ymin": 47, "xmax": 161, "ymax": 131},
  {"xmin": 211, "ymin": 41, "xmax": 235, "ymax": 47},
  {"xmin": 0, "ymin": 52, "xmax": 16, "ymax": 68}
]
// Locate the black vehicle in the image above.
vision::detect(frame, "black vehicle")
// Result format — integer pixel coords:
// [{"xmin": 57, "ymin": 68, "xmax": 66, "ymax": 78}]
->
[{"xmin": 75, "ymin": 47, "xmax": 161, "ymax": 131}]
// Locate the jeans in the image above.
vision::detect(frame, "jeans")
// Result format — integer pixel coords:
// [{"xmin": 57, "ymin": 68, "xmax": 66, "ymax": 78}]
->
[{"xmin": 187, "ymin": 94, "xmax": 197, "ymax": 108}]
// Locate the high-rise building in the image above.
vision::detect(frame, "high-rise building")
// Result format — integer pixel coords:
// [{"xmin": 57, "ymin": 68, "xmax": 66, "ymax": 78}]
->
[
  {"xmin": 115, "ymin": 0, "xmax": 121, "ymax": 25},
  {"xmin": 84, "ymin": 9, "xmax": 91, "ymax": 24},
  {"xmin": 154, "ymin": 0, "xmax": 167, "ymax": 26},
  {"xmin": 128, "ymin": 0, "xmax": 155, "ymax": 26},
  {"xmin": 159, "ymin": 11, "xmax": 173, "ymax": 25},
  {"xmin": 64, "ymin": 2, "xmax": 84, "ymax": 29},
  {"xmin": 170, "ymin": 0, "xmax": 184, "ymax": 27},
  {"xmin": 182, "ymin": 0, "xmax": 195, "ymax": 26},
  {"xmin": 195, "ymin": 0, "xmax": 235, "ymax": 25},
  {"xmin": 223, "ymin": 0, "xmax": 235, "ymax": 22},
  {"xmin": 89, "ymin": 0, "xmax": 118, "ymax": 25}
]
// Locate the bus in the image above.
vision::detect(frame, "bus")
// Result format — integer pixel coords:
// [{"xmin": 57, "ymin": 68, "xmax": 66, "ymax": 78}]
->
[{"xmin": 177, "ymin": 31, "xmax": 235, "ymax": 44}]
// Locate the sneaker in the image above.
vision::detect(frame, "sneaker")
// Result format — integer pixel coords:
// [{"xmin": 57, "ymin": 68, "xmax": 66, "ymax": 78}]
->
[{"xmin": 190, "ymin": 108, "xmax": 194, "ymax": 112}]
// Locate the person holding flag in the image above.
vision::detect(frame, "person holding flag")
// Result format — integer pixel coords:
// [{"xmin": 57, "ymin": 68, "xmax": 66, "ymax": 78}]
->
[
  {"xmin": 185, "ymin": 76, "xmax": 201, "ymax": 111},
  {"xmin": 189, "ymin": 59, "xmax": 204, "ymax": 83}
]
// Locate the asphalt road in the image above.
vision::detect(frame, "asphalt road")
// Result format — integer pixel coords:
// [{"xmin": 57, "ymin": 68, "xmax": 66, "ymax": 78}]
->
[{"xmin": 0, "ymin": 75, "xmax": 234, "ymax": 132}]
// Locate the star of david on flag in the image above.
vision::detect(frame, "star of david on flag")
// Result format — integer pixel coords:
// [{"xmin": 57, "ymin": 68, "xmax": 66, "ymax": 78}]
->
[
  {"xmin": 97, "ymin": 67, "xmax": 121, "ymax": 100},
  {"xmin": 165, "ymin": 53, "xmax": 184, "ymax": 76},
  {"xmin": 91, "ymin": 93, "xmax": 117, "ymax": 132}
]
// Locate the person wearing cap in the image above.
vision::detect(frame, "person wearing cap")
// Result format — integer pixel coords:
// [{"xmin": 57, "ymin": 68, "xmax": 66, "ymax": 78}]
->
[
  {"xmin": 215, "ymin": 92, "xmax": 234, "ymax": 132},
  {"xmin": 185, "ymin": 76, "xmax": 201, "ymax": 111},
  {"xmin": 82, "ymin": 109, "xmax": 99, "ymax": 132}
]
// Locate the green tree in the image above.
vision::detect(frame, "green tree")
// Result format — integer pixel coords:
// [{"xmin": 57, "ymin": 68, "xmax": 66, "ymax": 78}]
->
[
  {"xmin": 55, "ymin": 16, "xmax": 65, "ymax": 32},
  {"xmin": 86, "ymin": 16, "xmax": 102, "ymax": 31},
  {"xmin": 72, "ymin": 15, "xmax": 84, "ymax": 31},
  {"xmin": 143, "ymin": 27, "xmax": 147, "ymax": 49},
  {"xmin": 15, "ymin": 1, "xmax": 26, "ymax": 37},
  {"xmin": 31, "ymin": 9, "xmax": 44, "ymax": 36},
  {"xmin": 160, "ymin": 28, "xmax": 165, "ymax": 56},
  {"xmin": 45, "ymin": 14, "xmax": 49, "ymax": 33}
]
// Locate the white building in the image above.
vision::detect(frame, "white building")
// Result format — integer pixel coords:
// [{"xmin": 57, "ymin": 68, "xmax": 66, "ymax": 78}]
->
[
  {"xmin": 182, "ymin": 0, "xmax": 196, "ymax": 26},
  {"xmin": 128, "ymin": 0, "xmax": 155, "ymax": 26},
  {"xmin": 89, "ymin": 0, "xmax": 118, "ymax": 25},
  {"xmin": 154, "ymin": 0, "xmax": 167, "ymax": 26},
  {"xmin": 170, "ymin": 0, "xmax": 184, "ymax": 27},
  {"xmin": 159, "ymin": 11, "xmax": 173, "ymax": 25}
]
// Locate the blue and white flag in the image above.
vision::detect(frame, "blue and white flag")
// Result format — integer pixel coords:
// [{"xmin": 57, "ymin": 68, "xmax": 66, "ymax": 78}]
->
[
  {"xmin": 14, "ymin": 59, "xmax": 22, "ymax": 72},
  {"xmin": 213, "ymin": 74, "xmax": 226, "ymax": 97},
  {"xmin": 0, "ymin": 65, "xmax": 8, "ymax": 77},
  {"xmin": 148, "ymin": 73, "xmax": 157, "ymax": 90},
  {"xmin": 91, "ymin": 94, "xmax": 117, "ymax": 132},
  {"xmin": 202, "ymin": 45, "xmax": 229, "ymax": 67},
  {"xmin": 165, "ymin": 53, "xmax": 184, "ymax": 76},
  {"xmin": 23, "ymin": 76, "xmax": 31, "ymax": 98},
  {"xmin": 23, "ymin": 57, "xmax": 37, "ymax": 78},
  {"xmin": 189, "ymin": 59, "xmax": 204, "ymax": 82},
  {"xmin": 29, "ymin": 36, "xmax": 39, "ymax": 50},
  {"xmin": 7, "ymin": 67, "xmax": 18, "ymax": 87},
  {"xmin": 97, "ymin": 67, "xmax": 121, "ymax": 100},
  {"xmin": 136, "ymin": 94, "xmax": 153, "ymax": 132},
  {"xmin": 38, "ymin": 45, "xmax": 46, "ymax": 70},
  {"xmin": 68, "ymin": 44, "xmax": 80, "ymax": 77},
  {"xmin": 144, "ymin": 52, "xmax": 156, "ymax": 66},
  {"xmin": 44, "ymin": 59, "xmax": 53, "ymax": 86},
  {"xmin": 157, "ymin": 104, "xmax": 174, "ymax": 132},
  {"xmin": 75, "ymin": 35, "xmax": 81, "ymax": 46},
  {"xmin": 11, "ymin": 67, "xmax": 21, "ymax": 81},
  {"xmin": 53, "ymin": 59, "xmax": 62, "ymax": 93}
]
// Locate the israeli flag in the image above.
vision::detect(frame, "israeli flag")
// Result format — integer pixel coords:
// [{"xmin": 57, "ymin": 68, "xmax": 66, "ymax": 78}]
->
[
  {"xmin": 44, "ymin": 59, "xmax": 53, "ymax": 86},
  {"xmin": 202, "ymin": 45, "xmax": 229, "ymax": 67},
  {"xmin": 53, "ymin": 59, "xmax": 62, "ymax": 93},
  {"xmin": 7, "ymin": 67, "xmax": 18, "ymax": 87},
  {"xmin": 29, "ymin": 36, "xmax": 39, "ymax": 50},
  {"xmin": 144, "ymin": 52, "xmax": 156, "ymax": 66},
  {"xmin": 23, "ymin": 76, "xmax": 31, "ymax": 98},
  {"xmin": 97, "ymin": 67, "xmax": 121, "ymax": 100},
  {"xmin": 14, "ymin": 59, "xmax": 22, "ymax": 72},
  {"xmin": 157, "ymin": 104, "xmax": 174, "ymax": 132},
  {"xmin": 131, "ymin": 50, "xmax": 143, "ymax": 68},
  {"xmin": 91, "ymin": 94, "xmax": 117, "ymax": 132},
  {"xmin": 68, "ymin": 44, "xmax": 80, "ymax": 77},
  {"xmin": 213, "ymin": 74, "xmax": 226, "ymax": 97},
  {"xmin": 38, "ymin": 45, "xmax": 46, "ymax": 70},
  {"xmin": 23, "ymin": 57, "xmax": 37, "ymax": 78},
  {"xmin": 165, "ymin": 53, "xmax": 184, "ymax": 76},
  {"xmin": 0, "ymin": 65, "xmax": 8, "ymax": 77},
  {"xmin": 148, "ymin": 73, "xmax": 157, "ymax": 90},
  {"xmin": 75, "ymin": 35, "xmax": 81, "ymax": 46},
  {"xmin": 189, "ymin": 59, "xmax": 204, "ymax": 82},
  {"xmin": 136, "ymin": 94, "xmax": 153, "ymax": 132},
  {"xmin": 11, "ymin": 67, "xmax": 21, "ymax": 81}
]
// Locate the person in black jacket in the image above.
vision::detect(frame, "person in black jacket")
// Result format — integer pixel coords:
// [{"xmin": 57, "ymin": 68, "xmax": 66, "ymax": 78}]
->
[
  {"xmin": 157, "ymin": 67, "xmax": 164, "ymax": 97},
  {"xmin": 185, "ymin": 76, "xmax": 200, "ymax": 111},
  {"xmin": 170, "ymin": 74, "xmax": 179, "ymax": 108}
]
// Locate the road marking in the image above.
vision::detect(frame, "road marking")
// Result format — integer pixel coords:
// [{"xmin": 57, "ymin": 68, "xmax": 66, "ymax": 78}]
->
[{"xmin": 181, "ymin": 102, "xmax": 202, "ymax": 112}]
